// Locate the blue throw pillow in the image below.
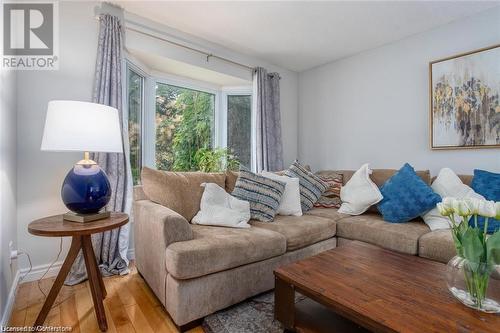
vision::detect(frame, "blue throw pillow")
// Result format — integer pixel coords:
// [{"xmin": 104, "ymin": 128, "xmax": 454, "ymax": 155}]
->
[
  {"xmin": 378, "ymin": 163, "xmax": 441, "ymax": 223},
  {"xmin": 470, "ymin": 169, "xmax": 500, "ymax": 234}
]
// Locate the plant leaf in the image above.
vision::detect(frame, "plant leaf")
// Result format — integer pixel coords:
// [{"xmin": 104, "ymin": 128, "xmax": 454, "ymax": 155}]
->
[
  {"xmin": 462, "ymin": 228, "xmax": 484, "ymax": 267},
  {"xmin": 486, "ymin": 231, "xmax": 500, "ymax": 266},
  {"xmin": 451, "ymin": 230, "xmax": 464, "ymax": 257}
]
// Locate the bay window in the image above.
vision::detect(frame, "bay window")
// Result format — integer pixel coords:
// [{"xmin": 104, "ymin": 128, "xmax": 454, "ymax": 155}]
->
[{"xmin": 126, "ymin": 62, "xmax": 252, "ymax": 177}]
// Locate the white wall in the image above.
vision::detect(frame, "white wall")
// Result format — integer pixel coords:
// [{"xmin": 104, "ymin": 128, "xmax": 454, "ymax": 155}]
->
[
  {"xmin": 299, "ymin": 7, "xmax": 500, "ymax": 175},
  {"xmin": 16, "ymin": 1, "xmax": 299, "ymax": 273},
  {"xmin": 16, "ymin": 1, "xmax": 99, "ymax": 272},
  {"xmin": 0, "ymin": 66, "xmax": 17, "ymax": 322}
]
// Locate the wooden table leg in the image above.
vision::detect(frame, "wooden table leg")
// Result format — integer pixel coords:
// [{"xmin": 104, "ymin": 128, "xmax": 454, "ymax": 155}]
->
[
  {"xmin": 82, "ymin": 235, "xmax": 108, "ymax": 332},
  {"xmin": 34, "ymin": 236, "xmax": 82, "ymax": 329},
  {"xmin": 275, "ymin": 275, "xmax": 296, "ymax": 332},
  {"xmin": 93, "ymin": 251, "xmax": 107, "ymax": 299}
]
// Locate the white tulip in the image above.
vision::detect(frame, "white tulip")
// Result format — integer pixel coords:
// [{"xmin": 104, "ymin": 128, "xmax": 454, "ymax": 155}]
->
[
  {"xmin": 464, "ymin": 197, "xmax": 481, "ymax": 215},
  {"xmin": 442, "ymin": 197, "xmax": 457, "ymax": 214},
  {"xmin": 455, "ymin": 200, "xmax": 472, "ymax": 217},
  {"xmin": 478, "ymin": 200, "xmax": 496, "ymax": 218},
  {"xmin": 437, "ymin": 202, "xmax": 450, "ymax": 216}
]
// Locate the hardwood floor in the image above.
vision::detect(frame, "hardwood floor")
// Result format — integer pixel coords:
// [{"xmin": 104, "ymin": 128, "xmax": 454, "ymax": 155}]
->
[{"xmin": 8, "ymin": 262, "xmax": 204, "ymax": 333}]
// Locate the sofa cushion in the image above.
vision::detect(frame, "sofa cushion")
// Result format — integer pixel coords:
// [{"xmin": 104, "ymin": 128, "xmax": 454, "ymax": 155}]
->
[
  {"xmin": 471, "ymin": 169, "xmax": 500, "ymax": 233},
  {"xmin": 225, "ymin": 170, "xmax": 239, "ymax": 193},
  {"xmin": 323, "ymin": 169, "xmax": 431, "ymax": 213},
  {"xmin": 418, "ymin": 229, "xmax": 456, "ymax": 264},
  {"xmin": 250, "ymin": 215, "xmax": 336, "ymax": 251},
  {"xmin": 305, "ymin": 207, "xmax": 348, "ymax": 222},
  {"xmin": 338, "ymin": 163, "xmax": 383, "ymax": 215},
  {"xmin": 232, "ymin": 169, "xmax": 286, "ymax": 222},
  {"xmin": 284, "ymin": 161, "xmax": 328, "ymax": 212},
  {"xmin": 337, "ymin": 214, "xmax": 430, "ymax": 254},
  {"xmin": 165, "ymin": 225, "xmax": 286, "ymax": 279},
  {"xmin": 141, "ymin": 167, "xmax": 226, "ymax": 221},
  {"xmin": 377, "ymin": 163, "xmax": 441, "ymax": 223},
  {"xmin": 335, "ymin": 169, "xmax": 431, "ymax": 187},
  {"xmin": 313, "ymin": 171, "xmax": 343, "ymax": 208},
  {"xmin": 423, "ymin": 168, "xmax": 484, "ymax": 231},
  {"xmin": 431, "ymin": 174, "xmax": 473, "ymax": 187}
]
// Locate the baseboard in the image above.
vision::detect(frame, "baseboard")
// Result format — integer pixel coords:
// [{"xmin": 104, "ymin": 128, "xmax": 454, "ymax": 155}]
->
[
  {"xmin": 1, "ymin": 270, "xmax": 20, "ymax": 327},
  {"xmin": 18, "ymin": 247, "xmax": 135, "ymax": 283},
  {"xmin": 19, "ymin": 261, "xmax": 64, "ymax": 283},
  {"xmin": 1, "ymin": 247, "xmax": 135, "ymax": 326}
]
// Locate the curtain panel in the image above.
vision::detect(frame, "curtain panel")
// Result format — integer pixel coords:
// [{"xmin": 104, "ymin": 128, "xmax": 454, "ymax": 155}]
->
[
  {"xmin": 66, "ymin": 14, "xmax": 132, "ymax": 285},
  {"xmin": 253, "ymin": 67, "xmax": 284, "ymax": 172}
]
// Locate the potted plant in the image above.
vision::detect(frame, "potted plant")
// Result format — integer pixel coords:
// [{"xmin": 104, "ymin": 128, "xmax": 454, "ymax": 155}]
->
[{"xmin": 438, "ymin": 198, "xmax": 500, "ymax": 313}]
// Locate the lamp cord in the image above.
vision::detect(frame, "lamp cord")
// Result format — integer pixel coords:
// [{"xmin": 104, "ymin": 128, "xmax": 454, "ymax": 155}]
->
[
  {"xmin": 37, "ymin": 237, "xmax": 64, "ymax": 299},
  {"xmin": 16, "ymin": 238, "xmax": 73, "ymax": 311},
  {"xmin": 18, "ymin": 251, "xmax": 32, "ymax": 283}
]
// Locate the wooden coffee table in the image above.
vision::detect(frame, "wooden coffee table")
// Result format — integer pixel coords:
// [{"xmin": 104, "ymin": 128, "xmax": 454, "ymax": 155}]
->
[{"xmin": 274, "ymin": 241, "xmax": 500, "ymax": 333}]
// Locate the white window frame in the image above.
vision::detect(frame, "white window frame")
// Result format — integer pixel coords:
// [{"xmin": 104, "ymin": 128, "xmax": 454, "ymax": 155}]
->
[{"xmin": 124, "ymin": 61, "xmax": 147, "ymax": 177}]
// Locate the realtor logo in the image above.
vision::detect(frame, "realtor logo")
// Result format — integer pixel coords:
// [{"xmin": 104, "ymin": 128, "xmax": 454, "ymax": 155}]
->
[{"xmin": 2, "ymin": 1, "xmax": 59, "ymax": 70}]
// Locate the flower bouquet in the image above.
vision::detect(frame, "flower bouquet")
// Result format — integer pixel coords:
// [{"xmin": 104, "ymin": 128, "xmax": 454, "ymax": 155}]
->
[{"xmin": 437, "ymin": 198, "xmax": 500, "ymax": 313}]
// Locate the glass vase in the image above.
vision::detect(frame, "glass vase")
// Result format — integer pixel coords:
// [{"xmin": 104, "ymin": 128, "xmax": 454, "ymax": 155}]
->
[{"xmin": 446, "ymin": 255, "xmax": 500, "ymax": 313}]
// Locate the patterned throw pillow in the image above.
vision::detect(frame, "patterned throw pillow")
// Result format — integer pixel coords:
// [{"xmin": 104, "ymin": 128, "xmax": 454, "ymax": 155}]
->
[
  {"xmin": 284, "ymin": 161, "xmax": 328, "ymax": 212},
  {"xmin": 314, "ymin": 173, "xmax": 343, "ymax": 208},
  {"xmin": 232, "ymin": 169, "xmax": 286, "ymax": 222},
  {"xmin": 378, "ymin": 163, "xmax": 441, "ymax": 223},
  {"xmin": 471, "ymin": 169, "xmax": 500, "ymax": 233}
]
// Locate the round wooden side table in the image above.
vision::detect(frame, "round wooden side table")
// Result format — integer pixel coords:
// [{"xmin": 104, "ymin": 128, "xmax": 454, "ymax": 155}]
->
[{"xmin": 28, "ymin": 213, "xmax": 129, "ymax": 332}]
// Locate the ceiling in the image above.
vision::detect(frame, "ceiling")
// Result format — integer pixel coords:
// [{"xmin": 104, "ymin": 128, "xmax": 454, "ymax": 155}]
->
[
  {"xmin": 118, "ymin": 1, "xmax": 499, "ymax": 72},
  {"xmin": 128, "ymin": 49, "xmax": 251, "ymax": 86}
]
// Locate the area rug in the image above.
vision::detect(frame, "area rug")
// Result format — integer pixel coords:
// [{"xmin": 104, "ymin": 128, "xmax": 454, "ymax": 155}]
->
[{"xmin": 202, "ymin": 291, "xmax": 305, "ymax": 333}]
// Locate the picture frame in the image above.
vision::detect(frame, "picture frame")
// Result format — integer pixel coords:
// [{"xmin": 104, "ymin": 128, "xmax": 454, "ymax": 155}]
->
[{"xmin": 429, "ymin": 44, "xmax": 500, "ymax": 150}]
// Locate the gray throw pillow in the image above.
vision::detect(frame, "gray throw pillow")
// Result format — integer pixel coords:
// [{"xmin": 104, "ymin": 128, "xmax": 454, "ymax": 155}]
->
[
  {"xmin": 284, "ymin": 161, "xmax": 328, "ymax": 212},
  {"xmin": 232, "ymin": 169, "xmax": 286, "ymax": 222}
]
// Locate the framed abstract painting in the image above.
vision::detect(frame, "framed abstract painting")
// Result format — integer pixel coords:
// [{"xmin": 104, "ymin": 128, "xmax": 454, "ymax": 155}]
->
[{"xmin": 429, "ymin": 44, "xmax": 500, "ymax": 149}]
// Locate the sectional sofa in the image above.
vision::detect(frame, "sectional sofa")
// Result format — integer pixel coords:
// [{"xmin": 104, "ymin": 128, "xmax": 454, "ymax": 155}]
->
[{"xmin": 133, "ymin": 167, "xmax": 461, "ymax": 330}]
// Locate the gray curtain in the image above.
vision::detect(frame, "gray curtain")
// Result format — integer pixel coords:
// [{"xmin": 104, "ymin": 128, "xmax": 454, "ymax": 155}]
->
[
  {"xmin": 253, "ymin": 67, "xmax": 284, "ymax": 172},
  {"xmin": 66, "ymin": 14, "xmax": 131, "ymax": 285}
]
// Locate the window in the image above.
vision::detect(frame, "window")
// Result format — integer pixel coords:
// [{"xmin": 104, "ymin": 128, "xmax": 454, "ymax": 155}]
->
[
  {"xmin": 127, "ymin": 66, "xmax": 144, "ymax": 184},
  {"xmin": 226, "ymin": 95, "xmax": 252, "ymax": 168},
  {"xmin": 155, "ymin": 83, "xmax": 215, "ymax": 171},
  {"xmin": 126, "ymin": 62, "xmax": 253, "ymax": 173}
]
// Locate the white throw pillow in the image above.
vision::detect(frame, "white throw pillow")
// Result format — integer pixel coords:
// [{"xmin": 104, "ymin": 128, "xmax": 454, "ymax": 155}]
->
[
  {"xmin": 422, "ymin": 168, "xmax": 485, "ymax": 231},
  {"xmin": 338, "ymin": 163, "xmax": 383, "ymax": 215},
  {"xmin": 261, "ymin": 171, "xmax": 302, "ymax": 216},
  {"xmin": 192, "ymin": 183, "xmax": 251, "ymax": 228}
]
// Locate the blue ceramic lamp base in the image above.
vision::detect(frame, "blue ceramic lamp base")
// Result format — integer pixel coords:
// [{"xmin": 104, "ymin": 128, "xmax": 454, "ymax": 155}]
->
[{"xmin": 61, "ymin": 156, "xmax": 111, "ymax": 221}]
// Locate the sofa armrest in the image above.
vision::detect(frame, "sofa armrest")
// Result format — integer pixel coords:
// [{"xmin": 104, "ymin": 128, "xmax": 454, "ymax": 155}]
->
[
  {"xmin": 134, "ymin": 199, "xmax": 193, "ymax": 246},
  {"xmin": 133, "ymin": 199, "xmax": 193, "ymax": 306}
]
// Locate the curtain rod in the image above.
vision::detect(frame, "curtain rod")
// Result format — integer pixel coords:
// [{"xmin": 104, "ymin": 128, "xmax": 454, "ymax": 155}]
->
[{"xmin": 125, "ymin": 26, "xmax": 256, "ymax": 72}]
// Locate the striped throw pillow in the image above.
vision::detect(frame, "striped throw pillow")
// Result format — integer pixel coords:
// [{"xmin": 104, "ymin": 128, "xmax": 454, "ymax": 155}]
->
[
  {"xmin": 314, "ymin": 173, "xmax": 343, "ymax": 208},
  {"xmin": 232, "ymin": 169, "xmax": 286, "ymax": 222},
  {"xmin": 284, "ymin": 161, "xmax": 328, "ymax": 212}
]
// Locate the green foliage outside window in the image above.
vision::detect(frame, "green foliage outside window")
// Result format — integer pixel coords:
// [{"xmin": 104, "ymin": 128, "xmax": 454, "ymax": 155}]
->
[
  {"xmin": 195, "ymin": 148, "xmax": 240, "ymax": 173},
  {"xmin": 128, "ymin": 69, "xmax": 143, "ymax": 185},
  {"xmin": 156, "ymin": 83, "xmax": 240, "ymax": 172}
]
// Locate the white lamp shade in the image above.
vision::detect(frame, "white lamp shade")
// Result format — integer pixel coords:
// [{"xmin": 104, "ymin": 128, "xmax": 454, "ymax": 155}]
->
[{"xmin": 41, "ymin": 100, "xmax": 123, "ymax": 153}]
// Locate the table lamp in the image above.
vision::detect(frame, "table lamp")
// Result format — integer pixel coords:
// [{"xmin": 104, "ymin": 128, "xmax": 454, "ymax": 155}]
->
[{"xmin": 41, "ymin": 100, "xmax": 123, "ymax": 222}]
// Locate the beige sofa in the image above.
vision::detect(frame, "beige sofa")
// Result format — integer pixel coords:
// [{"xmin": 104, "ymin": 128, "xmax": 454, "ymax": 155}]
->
[{"xmin": 133, "ymin": 168, "xmax": 465, "ymax": 330}]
